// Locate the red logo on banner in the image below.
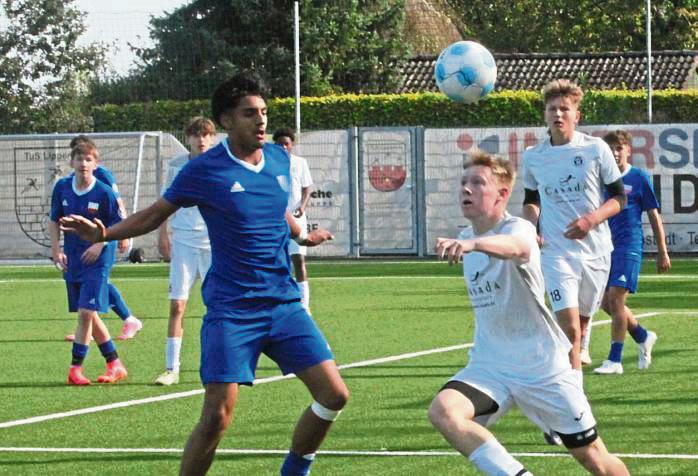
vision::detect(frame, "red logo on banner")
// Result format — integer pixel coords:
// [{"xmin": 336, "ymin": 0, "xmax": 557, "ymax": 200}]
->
[{"xmin": 369, "ymin": 161, "xmax": 406, "ymax": 192}]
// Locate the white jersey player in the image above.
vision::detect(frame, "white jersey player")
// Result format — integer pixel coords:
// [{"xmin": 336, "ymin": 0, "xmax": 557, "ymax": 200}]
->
[
  {"xmin": 155, "ymin": 117, "xmax": 217, "ymax": 386},
  {"xmin": 429, "ymin": 150, "xmax": 629, "ymax": 476},
  {"xmin": 522, "ymin": 79, "xmax": 626, "ymax": 371},
  {"xmin": 273, "ymin": 128, "xmax": 314, "ymax": 311}
]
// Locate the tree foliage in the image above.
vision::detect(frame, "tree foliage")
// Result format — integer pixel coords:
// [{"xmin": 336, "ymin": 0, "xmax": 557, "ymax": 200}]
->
[
  {"xmin": 91, "ymin": 0, "xmax": 409, "ymax": 104},
  {"xmin": 0, "ymin": 0, "xmax": 105, "ymax": 133},
  {"xmin": 438, "ymin": 0, "xmax": 697, "ymax": 53}
]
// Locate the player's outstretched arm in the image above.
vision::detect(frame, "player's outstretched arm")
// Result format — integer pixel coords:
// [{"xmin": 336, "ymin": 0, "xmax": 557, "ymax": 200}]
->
[
  {"xmin": 285, "ymin": 210, "xmax": 333, "ymax": 247},
  {"xmin": 61, "ymin": 197, "xmax": 179, "ymax": 243},
  {"xmin": 647, "ymin": 208, "xmax": 671, "ymax": 273},
  {"xmin": 436, "ymin": 234, "xmax": 531, "ymax": 265}
]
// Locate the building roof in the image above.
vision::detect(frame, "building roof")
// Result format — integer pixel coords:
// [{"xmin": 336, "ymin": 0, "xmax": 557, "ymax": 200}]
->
[{"xmin": 398, "ymin": 50, "xmax": 698, "ymax": 93}]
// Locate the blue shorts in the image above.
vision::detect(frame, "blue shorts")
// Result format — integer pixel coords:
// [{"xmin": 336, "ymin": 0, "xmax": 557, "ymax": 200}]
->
[
  {"xmin": 607, "ymin": 253, "xmax": 641, "ymax": 293},
  {"xmin": 65, "ymin": 277, "xmax": 110, "ymax": 313},
  {"xmin": 200, "ymin": 301, "xmax": 334, "ymax": 385}
]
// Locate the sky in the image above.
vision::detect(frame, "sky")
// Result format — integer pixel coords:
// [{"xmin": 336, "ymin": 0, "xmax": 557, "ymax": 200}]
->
[{"xmin": 74, "ymin": 0, "xmax": 190, "ymax": 75}]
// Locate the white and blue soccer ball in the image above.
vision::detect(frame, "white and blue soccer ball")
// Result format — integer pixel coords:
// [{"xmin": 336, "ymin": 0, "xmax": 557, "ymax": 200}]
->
[{"xmin": 434, "ymin": 41, "xmax": 497, "ymax": 104}]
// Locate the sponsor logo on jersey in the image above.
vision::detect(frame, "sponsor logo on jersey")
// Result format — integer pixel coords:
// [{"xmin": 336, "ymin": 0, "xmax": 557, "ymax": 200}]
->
[
  {"xmin": 230, "ymin": 181, "xmax": 245, "ymax": 193},
  {"xmin": 87, "ymin": 202, "xmax": 99, "ymax": 214},
  {"xmin": 62, "ymin": 199, "xmax": 68, "ymax": 206},
  {"xmin": 624, "ymin": 184, "xmax": 633, "ymax": 195}
]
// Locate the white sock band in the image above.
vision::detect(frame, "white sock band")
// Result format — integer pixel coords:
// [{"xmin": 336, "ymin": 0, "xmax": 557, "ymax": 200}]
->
[{"xmin": 311, "ymin": 401, "xmax": 341, "ymax": 421}]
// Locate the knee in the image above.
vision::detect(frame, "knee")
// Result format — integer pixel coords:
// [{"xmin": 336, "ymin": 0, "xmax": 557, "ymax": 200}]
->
[
  {"xmin": 322, "ymin": 386, "xmax": 349, "ymax": 411},
  {"xmin": 199, "ymin": 405, "xmax": 233, "ymax": 440},
  {"xmin": 427, "ymin": 398, "xmax": 455, "ymax": 430}
]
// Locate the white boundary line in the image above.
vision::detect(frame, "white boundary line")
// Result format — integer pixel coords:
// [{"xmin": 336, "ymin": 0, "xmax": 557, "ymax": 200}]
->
[
  {"xmin": 0, "ymin": 313, "xmax": 665, "ymax": 430},
  {"xmin": 0, "ymin": 447, "xmax": 695, "ymax": 460},
  {"xmin": 0, "ymin": 274, "xmax": 694, "ymax": 284}
]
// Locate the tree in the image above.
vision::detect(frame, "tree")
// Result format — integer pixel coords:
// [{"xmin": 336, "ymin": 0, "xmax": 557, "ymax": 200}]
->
[
  {"xmin": 0, "ymin": 0, "xmax": 105, "ymax": 133},
  {"xmin": 92, "ymin": 0, "xmax": 409, "ymax": 104},
  {"xmin": 437, "ymin": 0, "xmax": 697, "ymax": 53}
]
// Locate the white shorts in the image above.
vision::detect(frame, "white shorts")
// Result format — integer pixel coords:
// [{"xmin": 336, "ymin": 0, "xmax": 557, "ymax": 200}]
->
[
  {"xmin": 288, "ymin": 213, "xmax": 307, "ymax": 256},
  {"xmin": 541, "ymin": 255, "xmax": 610, "ymax": 316},
  {"xmin": 168, "ymin": 240, "xmax": 211, "ymax": 300},
  {"xmin": 450, "ymin": 364, "xmax": 596, "ymax": 436}
]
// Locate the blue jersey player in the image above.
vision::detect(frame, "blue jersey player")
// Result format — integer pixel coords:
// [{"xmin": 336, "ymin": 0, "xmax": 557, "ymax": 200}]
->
[
  {"xmin": 594, "ymin": 130, "xmax": 670, "ymax": 375},
  {"xmin": 64, "ymin": 135, "xmax": 143, "ymax": 342},
  {"xmin": 60, "ymin": 73, "xmax": 349, "ymax": 476},
  {"xmin": 49, "ymin": 141, "xmax": 128, "ymax": 385}
]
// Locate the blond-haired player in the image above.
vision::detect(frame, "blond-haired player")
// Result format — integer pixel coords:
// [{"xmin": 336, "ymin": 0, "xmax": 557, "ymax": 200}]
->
[
  {"xmin": 429, "ymin": 150, "xmax": 629, "ymax": 476},
  {"xmin": 522, "ymin": 79, "xmax": 626, "ymax": 372}
]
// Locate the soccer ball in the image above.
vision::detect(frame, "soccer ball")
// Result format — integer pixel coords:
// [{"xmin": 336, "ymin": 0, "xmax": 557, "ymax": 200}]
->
[{"xmin": 434, "ymin": 41, "xmax": 497, "ymax": 104}]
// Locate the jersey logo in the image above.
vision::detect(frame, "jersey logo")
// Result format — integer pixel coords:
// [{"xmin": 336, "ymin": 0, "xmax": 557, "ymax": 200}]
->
[
  {"xmin": 87, "ymin": 202, "xmax": 99, "ymax": 214},
  {"xmin": 276, "ymin": 175, "xmax": 290, "ymax": 192},
  {"xmin": 573, "ymin": 156, "xmax": 584, "ymax": 166},
  {"xmin": 624, "ymin": 184, "xmax": 633, "ymax": 195},
  {"xmin": 230, "ymin": 181, "xmax": 245, "ymax": 193},
  {"xmin": 618, "ymin": 274, "xmax": 627, "ymax": 282},
  {"xmin": 559, "ymin": 174, "xmax": 574, "ymax": 185},
  {"xmin": 89, "ymin": 298, "xmax": 96, "ymax": 305},
  {"xmin": 62, "ymin": 199, "xmax": 68, "ymax": 206}
]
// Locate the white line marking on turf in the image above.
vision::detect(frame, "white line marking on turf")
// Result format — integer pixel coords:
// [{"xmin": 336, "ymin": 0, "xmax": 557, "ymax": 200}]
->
[
  {"xmin": 0, "ymin": 311, "xmax": 668, "ymax": 430},
  {"xmin": 0, "ymin": 447, "xmax": 696, "ymax": 460},
  {"xmin": 0, "ymin": 274, "xmax": 694, "ymax": 284}
]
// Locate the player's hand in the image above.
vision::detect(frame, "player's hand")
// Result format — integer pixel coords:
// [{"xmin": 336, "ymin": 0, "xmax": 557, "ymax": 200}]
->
[
  {"xmin": 435, "ymin": 237, "xmax": 474, "ymax": 265},
  {"xmin": 52, "ymin": 252, "xmax": 67, "ymax": 273},
  {"xmin": 60, "ymin": 215, "xmax": 105, "ymax": 243},
  {"xmin": 303, "ymin": 229, "xmax": 334, "ymax": 247},
  {"xmin": 564, "ymin": 215, "xmax": 595, "ymax": 240},
  {"xmin": 158, "ymin": 236, "xmax": 171, "ymax": 261},
  {"xmin": 81, "ymin": 242, "xmax": 105, "ymax": 264},
  {"xmin": 118, "ymin": 238, "xmax": 130, "ymax": 253},
  {"xmin": 656, "ymin": 252, "xmax": 671, "ymax": 273}
]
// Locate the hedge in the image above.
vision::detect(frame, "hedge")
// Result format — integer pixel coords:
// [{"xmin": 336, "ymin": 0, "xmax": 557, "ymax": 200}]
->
[{"xmin": 91, "ymin": 89, "xmax": 698, "ymax": 133}]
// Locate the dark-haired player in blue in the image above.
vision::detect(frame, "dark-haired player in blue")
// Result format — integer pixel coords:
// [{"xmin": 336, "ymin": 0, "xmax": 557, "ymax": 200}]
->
[
  {"xmin": 594, "ymin": 130, "xmax": 670, "ymax": 375},
  {"xmin": 63, "ymin": 135, "xmax": 143, "ymax": 342},
  {"xmin": 60, "ymin": 73, "xmax": 349, "ymax": 476},
  {"xmin": 49, "ymin": 141, "xmax": 128, "ymax": 385}
]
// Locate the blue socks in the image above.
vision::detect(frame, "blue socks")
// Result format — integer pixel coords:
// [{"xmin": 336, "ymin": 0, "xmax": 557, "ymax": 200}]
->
[
  {"xmin": 108, "ymin": 283, "xmax": 131, "ymax": 321},
  {"xmin": 280, "ymin": 451, "xmax": 315, "ymax": 476},
  {"xmin": 71, "ymin": 342, "xmax": 89, "ymax": 366},
  {"xmin": 98, "ymin": 340, "xmax": 119, "ymax": 363},
  {"xmin": 629, "ymin": 324, "xmax": 648, "ymax": 344},
  {"xmin": 608, "ymin": 341, "xmax": 624, "ymax": 362}
]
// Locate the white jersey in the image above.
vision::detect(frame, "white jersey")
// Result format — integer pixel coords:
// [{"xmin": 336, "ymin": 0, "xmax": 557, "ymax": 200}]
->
[
  {"xmin": 288, "ymin": 153, "xmax": 313, "ymax": 211},
  {"xmin": 460, "ymin": 214, "xmax": 571, "ymax": 379},
  {"xmin": 162, "ymin": 154, "xmax": 210, "ymax": 249},
  {"xmin": 522, "ymin": 131, "xmax": 621, "ymax": 259}
]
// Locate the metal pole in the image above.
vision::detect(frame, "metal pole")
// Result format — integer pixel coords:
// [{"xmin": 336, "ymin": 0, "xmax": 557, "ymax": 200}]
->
[
  {"xmin": 646, "ymin": 0, "xmax": 653, "ymax": 123},
  {"xmin": 294, "ymin": 1, "xmax": 301, "ymax": 137}
]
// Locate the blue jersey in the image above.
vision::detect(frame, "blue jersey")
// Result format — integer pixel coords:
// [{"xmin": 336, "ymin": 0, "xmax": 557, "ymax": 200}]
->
[
  {"xmin": 50, "ymin": 176, "xmax": 122, "ymax": 282},
  {"xmin": 163, "ymin": 141, "xmax": 300, "ymax": 318},
  {"xmin": 607, "ymin": 166, "xmax": 659, "ymax": 257}
]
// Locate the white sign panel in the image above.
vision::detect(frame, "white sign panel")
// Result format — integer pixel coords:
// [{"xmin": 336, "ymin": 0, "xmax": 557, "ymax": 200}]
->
[{"xmin": 425, "ymin": 124, "xmax": 698, "ymax": 253}]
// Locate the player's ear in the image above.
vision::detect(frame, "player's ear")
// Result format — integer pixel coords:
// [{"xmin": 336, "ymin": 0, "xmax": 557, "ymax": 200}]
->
[
  {"xmin": 575, "ymin": 109, "xmax": 581, "ymax": 125},
  {"xmin": 218, "ymin": 111, "xmax": 233, "ymax": 130}
]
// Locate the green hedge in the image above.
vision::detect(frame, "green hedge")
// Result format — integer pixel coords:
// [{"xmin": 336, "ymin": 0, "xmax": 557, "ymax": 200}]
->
[{"xmin": 91, "ymin": 89, "xmax": 698, "ymax": 133}]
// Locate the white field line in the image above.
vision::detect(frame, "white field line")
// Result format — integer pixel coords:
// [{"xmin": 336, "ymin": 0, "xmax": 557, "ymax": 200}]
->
[
  {"xmin": 0, "ymin": 447, "xmax": 696, "ymax": 460},
  {"xmin": 0, "ymin": 313, "xmax": 662, "ymax": 430},
  {"xmin": 0, "ymin": 274, "xmax": 695, "ymax": 284}
]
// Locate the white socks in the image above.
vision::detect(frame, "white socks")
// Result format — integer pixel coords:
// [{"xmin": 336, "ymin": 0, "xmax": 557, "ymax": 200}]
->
[
  {"xmin": 298, "ymin": 280, "xmax": 310, "ymax": 310},
  {"xmin": 166, "ymin": 337, "xmax": 182, "ymax": 373},
  {"xmin": 469, "ymin": 438, "xmax": 528, "ymax": 476}
]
